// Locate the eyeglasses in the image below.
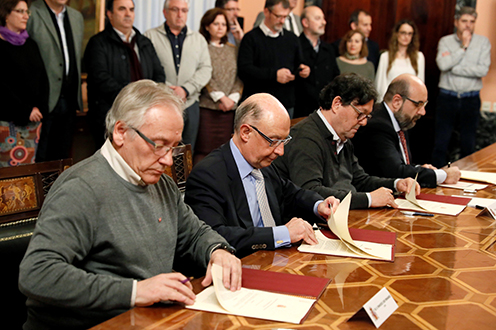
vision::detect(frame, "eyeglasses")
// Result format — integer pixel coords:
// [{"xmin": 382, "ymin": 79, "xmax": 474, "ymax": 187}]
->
[
  {"xmin": 398, "ymin": 31, "xmax": 414, "ymax": 37},
  {"xmin": 401, "ymin": 95, "xmax": 428, "ymax": 108},
  {"xmin": 268, "ymin": 9, "xmax": 288, "ymax": 21},
  {"xmin": 350, "ymin": 103, "xmax": 372, "ymax": 121},
  {"xmin": 168, "ymin": 7, "xmax": 189, "ymax": 14},
  {"xmin": 249, "ymin": 125, "xmax": 292, "ymax": 148},
  {"xmin": 12, "ymin": 9, "xmax": 31, "ymax": 16},
  {"xmin": 131, "ymin": 127, "xmax": 184, "ymax": 157},
  {"xmin": 224, "ymin": 8, "xmax": 240, "ymax": 12}
]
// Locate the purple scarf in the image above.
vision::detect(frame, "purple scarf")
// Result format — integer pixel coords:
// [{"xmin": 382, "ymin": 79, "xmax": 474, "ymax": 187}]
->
[{"xmin": 0, "ymin": 26, "xmax": 29, "ymax": 46}]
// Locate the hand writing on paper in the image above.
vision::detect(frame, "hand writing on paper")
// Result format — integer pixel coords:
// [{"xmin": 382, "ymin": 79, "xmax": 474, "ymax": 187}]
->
[
  {"xmin": 443, "ymin": 166, "xmax": 461, "ymax": 184},
  {"xmin": 135, "ymin": 273, "xmax": 195, "ymax": 306},
  {"xmin": 370, "ymin": 187, "xmax": 398, "ymax": 208}
]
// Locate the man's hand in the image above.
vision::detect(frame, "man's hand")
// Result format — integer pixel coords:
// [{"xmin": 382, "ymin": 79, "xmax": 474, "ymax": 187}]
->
[
  {"xmin": 29, "ymin": 107, "xmax": 43, "ymax": 122},
  {"xmin": 298, "ymin": 64, "xmax": 310, "ymax": 78},
  {"xmin": 285, "ymin": 217, "xmax": 318, "ymax": 245},
  {"xmin": 396, "ymin": 177, "xmax": 420, "ymax": 195},
  {"xmin": 135, "ymin": 273, "xmax": 196, "ymax": 306},
  {"xmin": 370, "ymin": 187, "xmax": 398, "ymax": 208},
  {"xmin": 276, "ymin": 68, "xmax": 295, "ymax": 84},
  {"xmin": 202, "ymin": 249, "xmax": 242, "ymax": 291},
  {"xmin": 169, "ymin": 85, "xmax": 187, "ymax": 102},
  {"xmin": 461, "ymin": 29, "xmax": 472, "ymax": 48},
  {"xmin": 230, "ymin": 19, "xmax": 244, "ymax": 42},
  {"xmin": 219, "ymin": 96, "xmax": 235, "ymax": 112},
  {"xmin": 317, "ymin": 196, "xmax": 340, "ymax": 219},
  {"xmin": 421, "ymin": 164, "xmax": 437, "ymax": 170},
  {"xmin": 443, "ymin": 166, "xmax": 461, "ymax": 184}
]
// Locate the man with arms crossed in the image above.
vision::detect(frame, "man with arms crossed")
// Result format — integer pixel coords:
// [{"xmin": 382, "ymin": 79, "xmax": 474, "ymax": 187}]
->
[
  {"xmin": 274, "ymin": 73, "xmax": 419, "ymax": 210},
  {"xmin": 185, "ymin": 93, "xmax": 339, "ymax": 258},
  {"xmin": 19, "ymin": 80, "xmax": 241, "ymax": 330},
  {"xmin": 354, "ymin": 74, "xmax": 461, "ymax": 188}
]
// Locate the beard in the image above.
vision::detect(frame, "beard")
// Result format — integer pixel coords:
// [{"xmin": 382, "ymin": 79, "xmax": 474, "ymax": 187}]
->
[{"xmin": 394, "ymin": 105, "xmax": 420, "ymax": 130}]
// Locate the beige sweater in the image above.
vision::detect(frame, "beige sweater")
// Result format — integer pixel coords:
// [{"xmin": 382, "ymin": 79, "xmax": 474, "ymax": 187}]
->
[{"xmin": 199, "ymin": 43, "xmax": 243, "ymax": 111}]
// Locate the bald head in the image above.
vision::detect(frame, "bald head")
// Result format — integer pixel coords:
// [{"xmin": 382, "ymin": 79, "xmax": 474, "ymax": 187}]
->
[
  {"xmin": 301, "ymin": 6, "xmax": 326, "ymax": 37},
  {"xmin": 233, "ymin": 93, "xmax": 291, "ymax": 169},
  {"xmin": 384, "ymin": 74, "xmax": 428, "ymax": 130}
]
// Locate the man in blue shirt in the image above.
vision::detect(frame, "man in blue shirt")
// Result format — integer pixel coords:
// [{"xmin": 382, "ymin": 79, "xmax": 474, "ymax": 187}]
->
[{"xmin": 185, "ymin": 93, "xmax": 339, "ymax": 258}]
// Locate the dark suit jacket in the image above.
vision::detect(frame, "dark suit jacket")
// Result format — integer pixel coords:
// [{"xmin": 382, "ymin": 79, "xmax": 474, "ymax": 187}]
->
[
  {"xmin": 353, "ymin": 102, "xmax": 437, "ymax": 187},
  {"xmin": 332, "ymin": 37, "xmax": 380, "ymax": 71},
  {"xmin": 295, "ymin": 34, "xmax": 340, "ymax": 118},
  {"xmin": 273, "ymin": 112, "xmax": 396, "ymax": 209},
  {"xmin": 184, "ymin": 142, "xmax": 323, "ymax": 258}
]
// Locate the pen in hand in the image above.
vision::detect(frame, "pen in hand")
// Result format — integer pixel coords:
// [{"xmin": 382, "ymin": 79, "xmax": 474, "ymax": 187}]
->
[
  {"xmin": 447, "ymin": 162, "xmax": 451, "ymax": 168},
  {"xmin": 180, "ymin": 277, "xmax": 193, "ymax": 284}
]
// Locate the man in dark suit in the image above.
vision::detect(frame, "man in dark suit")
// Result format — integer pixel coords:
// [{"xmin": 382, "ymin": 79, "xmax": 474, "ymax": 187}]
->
[
  {"xmin": 185, "ymin": 93, "xmax": 338, "ymax": 258},
  {"xmin": 27, "ymin": 0, "xmax": 84, "ymax": 162},
  {"xmin": 353, "ymin": 74, "xmax": 461, "ymax": 187},
  {"xmin": 273, "ymin": 73, "xmax": 419, "ymax": 210},
  {"xmin": 84, "ymin": 0, "xmax": 165, "ymax": 149},
  {"xmin": 333, "ymin": 9, "xmax": 379, "ymax": 70},
  {"xmin": 295, "ymin": 5, "xmax": 339, "ymax": 118}
]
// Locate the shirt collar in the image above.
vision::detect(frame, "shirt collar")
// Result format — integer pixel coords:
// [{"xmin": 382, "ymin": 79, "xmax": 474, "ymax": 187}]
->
[
  {"xmin": 48, "ymin": 3, "xmax": 66, "ymax": 18},
  {"xmin": 317, "ymin": 109, "xmax": 347, "ymax": 153},
  {"xmin": 384, "ymin": 102, "xmax": 402, "ymax": 133},
  {"xmin": 230, "ymin": 139, "xmax": 254, "ymax": 180},
  {"xmin": 100, "ymin": 139, "xmax": 146, "ymax": 186},
  {"xmin": 113, "ymin": 27, "xmax": 136, "ymax": 43},
  {"xmin": 259, "ymin": 21, "xmax": 283, "ymax": 38},
  {"xmin": 304, "ymin": 32, "xmax": 321, "ymax": 52},
  {"xmin": 164, "ymin": 22, "xmax": 187, "ymax": 36}
]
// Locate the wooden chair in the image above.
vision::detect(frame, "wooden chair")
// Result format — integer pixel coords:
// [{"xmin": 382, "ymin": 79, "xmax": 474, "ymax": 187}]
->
[
  {"xmin": 164, "ymin": 144, "xmax": 193, "ymax": 192},
  {"xmin": 0, "ymin": 159, "xmax": 72, "ymax": 330}
]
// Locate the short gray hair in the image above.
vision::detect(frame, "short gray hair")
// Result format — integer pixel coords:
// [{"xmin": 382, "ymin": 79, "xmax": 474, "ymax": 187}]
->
[
  {"xmin": 233, "ymin": 98, "xmax": 264, "ymax": 133},
  {"xmin": 164, "ymin": 0, "xmax": 189, "ymax": 10},
  {"xmin": 455, "ymin": 6, "xmax": 477, "ymax": 20},
  {"xmin": 105, "ymin": 80, "xmax": 184, "ymax": 139}
]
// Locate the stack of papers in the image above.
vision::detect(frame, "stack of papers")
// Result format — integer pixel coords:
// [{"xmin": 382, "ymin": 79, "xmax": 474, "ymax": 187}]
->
[
  {"xmin": 460, "ymin": 170, "xmax": 496, "ymax": 185},
  {"xmin": 298, "ymin": 192, "xmax": 396, "ymax": 262},
  {"xmin": 187, "ymin": 265, "xmax": 330, "ymax": 324}
]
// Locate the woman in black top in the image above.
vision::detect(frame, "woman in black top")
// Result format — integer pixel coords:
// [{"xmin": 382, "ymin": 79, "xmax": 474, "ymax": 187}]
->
[{"xmin": 0, "ymin": 0, "xmax": 48, "ymax": 166}]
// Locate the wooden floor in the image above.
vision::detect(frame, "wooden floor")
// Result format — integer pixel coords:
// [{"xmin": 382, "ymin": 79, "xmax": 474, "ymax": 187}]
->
[{"xmin": 91, "ymin": 143, "xmax": 496, "ymax": 330}]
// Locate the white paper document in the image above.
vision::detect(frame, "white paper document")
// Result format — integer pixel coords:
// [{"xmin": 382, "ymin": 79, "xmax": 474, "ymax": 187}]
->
[
  {"xmin": 394, "ymin": 176, "xmax": 466, "ymax": 216},
  {"xmin": 451, "ymin": 195, "xmax": 496, "ymax": 208},
  {"xmin": 438, "ymin": 181, "xmax": 488, "ymax": 191},
  {"xmin": 186, "ymin": 264, "xmax": 316, "ymax": 324},
  {"xmin": 460, "ymin": 170, "xmax": 496, "ymax": 185},
  {"xmin": 298, "ymin": 192, "xmax": 393, "ymax": 261}
]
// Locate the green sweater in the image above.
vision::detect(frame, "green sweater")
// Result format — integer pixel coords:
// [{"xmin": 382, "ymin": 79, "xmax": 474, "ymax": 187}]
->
[{"xmin": 19, "ymin": 152, "xmax": 227, "ymax": 329}]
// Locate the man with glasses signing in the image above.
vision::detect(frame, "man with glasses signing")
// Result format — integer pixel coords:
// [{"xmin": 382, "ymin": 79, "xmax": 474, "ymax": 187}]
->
[
  {"xmin": 145, "ymin": 0, "xmax": 211, "ymax": 150},
  {"xmin": 274, "ymin": 73, "xmax": 419, "ymax": 210},
  {"xmin": 19, "ymin": 80, "xmax": 241, "ymax": 330},
  {"xmin": 354, "ymin": 74, "xmax": 461, "ymax": 188},
  {"xmin": 185, "ymin": 93, "xmax": 339, "ymax": 258}
]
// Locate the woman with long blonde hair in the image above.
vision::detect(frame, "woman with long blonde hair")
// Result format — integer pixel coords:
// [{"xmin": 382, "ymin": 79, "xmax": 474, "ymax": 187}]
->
[{"xmin": 375, "ymin": 19, "xmax": 425, "ymax": 102}]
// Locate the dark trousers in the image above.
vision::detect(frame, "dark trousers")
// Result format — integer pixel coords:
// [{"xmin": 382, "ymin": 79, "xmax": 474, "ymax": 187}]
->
[
  {"xmin": 182, "ymin": 102, "xmax": 200, "ymax": 150},
  {"xmin": 431, "ymin": 92, "xmax": 481, "ymax": 168},
  {"xmin": 35, "ymin": 96, "xmax": 76, "ymax": 162}
]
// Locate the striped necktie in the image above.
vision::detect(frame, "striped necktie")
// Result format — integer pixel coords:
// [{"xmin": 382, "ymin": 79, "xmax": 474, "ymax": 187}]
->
[
  {"xmin": 398, "ymin": 130, "xmax": 410, "ymax": 164},
  {"xmin": 251, "ymin": 169, "xmax": 276, "ymax": 227}
]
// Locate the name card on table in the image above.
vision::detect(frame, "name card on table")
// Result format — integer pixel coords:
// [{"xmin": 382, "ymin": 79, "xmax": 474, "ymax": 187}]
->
[{"xmin": 348, "ymin": 287, "xmax": 398, "ymax": 328}]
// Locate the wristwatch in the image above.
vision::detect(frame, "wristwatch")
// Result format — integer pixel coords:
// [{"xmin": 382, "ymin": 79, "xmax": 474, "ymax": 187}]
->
[{"xmin": 211, "ymin": 242, "xmax": 236, "ymax": 255}]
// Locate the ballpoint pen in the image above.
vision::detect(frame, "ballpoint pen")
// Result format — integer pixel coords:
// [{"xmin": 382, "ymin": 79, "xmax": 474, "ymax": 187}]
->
[
  {"xmin": 180, "ymin": 277, "xmax": 193, "ymax": 284},
  {"xmin": 401, "ymin": 211, "xmax": 434, "ymax": 217}
]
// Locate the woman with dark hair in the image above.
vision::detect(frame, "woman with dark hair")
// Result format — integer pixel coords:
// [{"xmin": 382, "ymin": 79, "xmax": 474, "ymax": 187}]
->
[
  {"xmin": 195, "ymin": 7, "xmax": 243, "ymax": 164},
  {"xmin": 375, "ymin": 19, "xmax": 425, "ymax": 102},
  {"xmin": 0, "ymin": 0, "xmax": 48, "ymax": 166},
  {"xmin": 336, "ymin": 30, "xmax": 375, "ymax": 82}
]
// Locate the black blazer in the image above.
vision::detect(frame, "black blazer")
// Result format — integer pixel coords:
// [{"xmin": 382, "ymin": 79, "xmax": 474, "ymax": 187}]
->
[
  {"xmin": 184, "ymin": 142, "xmax": 323, "ymax": 258},
  {"xmin": 295, "ymin": 34, "xmax": 340, "ymax": 118},
  {"xmin": 353, "ymin": 102, "xmax": 437, "ymax": 187}
]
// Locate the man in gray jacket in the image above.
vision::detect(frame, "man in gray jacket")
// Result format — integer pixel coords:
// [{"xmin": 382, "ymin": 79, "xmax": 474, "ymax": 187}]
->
[
  {"xmin": 27, "ymin": 0, "xmax": 84, "ymax": 162},
  {"xmin": 19, "ymin": 80, "xmax": 241, "ymax": 330},
  {"xmin": 145, "ymin": 0, "xmax": 212, "ymax": 149}
]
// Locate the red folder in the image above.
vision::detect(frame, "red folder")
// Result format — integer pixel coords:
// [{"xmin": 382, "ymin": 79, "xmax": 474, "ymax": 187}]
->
[
  {"xmin": 241, "ymin": 267, "xmax": 330, "ymax": 323},
  {"xmin": 399, "ymin": 193, "xmax": 471, "ymax": 205},
  {"xmin": 319, "ymin": 227, "xmax": 397, "ymax": 262}
]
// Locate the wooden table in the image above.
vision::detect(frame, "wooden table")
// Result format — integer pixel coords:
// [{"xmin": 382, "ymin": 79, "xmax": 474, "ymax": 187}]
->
[{"xmin": 91, "ymin": 144, "xmax": 496, "ymax": 330}]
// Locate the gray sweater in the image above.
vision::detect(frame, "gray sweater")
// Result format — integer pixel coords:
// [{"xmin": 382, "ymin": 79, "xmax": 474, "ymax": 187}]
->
[{"xmin": 19, "ymin": 152, "xmax": 227, "ymax": 329}]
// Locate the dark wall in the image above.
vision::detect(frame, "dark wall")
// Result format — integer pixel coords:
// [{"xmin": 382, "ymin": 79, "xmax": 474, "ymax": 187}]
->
[{"xmin": 321, "ymin": 0, "xmax": 457, "ymax": 164}]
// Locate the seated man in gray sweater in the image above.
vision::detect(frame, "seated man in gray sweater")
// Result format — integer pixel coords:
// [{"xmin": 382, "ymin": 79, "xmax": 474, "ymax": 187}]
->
[
  {"xmin": 19, "ymin": 80, "xmax": 241, "ymax": 330},
  {"xmin": 273, "ymin": 73, "xmax": 419, "ymax": 209}
]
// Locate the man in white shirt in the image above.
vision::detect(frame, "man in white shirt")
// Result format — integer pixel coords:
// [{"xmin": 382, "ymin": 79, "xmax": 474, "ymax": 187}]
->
[{"xmin": 253, "ymin": 0, "xmax": 302, "ymax": 36}]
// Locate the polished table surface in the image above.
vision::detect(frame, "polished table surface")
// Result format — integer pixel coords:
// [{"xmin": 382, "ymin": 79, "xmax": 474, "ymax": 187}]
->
[{"xmin": 91, "ymin": 144, "xmax": 496, "ymax": 330}]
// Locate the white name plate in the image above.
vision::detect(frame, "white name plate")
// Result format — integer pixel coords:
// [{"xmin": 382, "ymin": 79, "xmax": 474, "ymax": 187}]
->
[{"xmin": 349, "ymin": 287, "xmax": 398, "ymax": 328}]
